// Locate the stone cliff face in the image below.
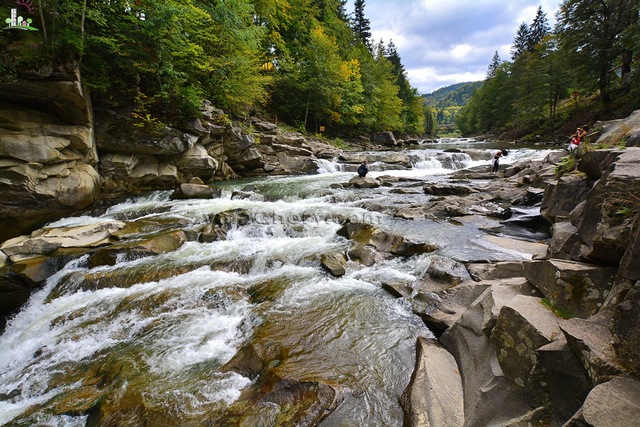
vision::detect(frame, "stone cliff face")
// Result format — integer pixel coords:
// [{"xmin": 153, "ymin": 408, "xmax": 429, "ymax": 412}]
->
[
  {"xmin": 0, "ymin": 68, "xmax": 340, "ymax": 242},
  {"xmin": 0, "ymin": 66, "xmax": 100, "ymax": 240}
]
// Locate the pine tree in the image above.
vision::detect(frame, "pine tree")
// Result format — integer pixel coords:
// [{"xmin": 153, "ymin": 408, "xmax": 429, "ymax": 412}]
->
[
  {"xmin": 511, "ymin": 22, "xmax": 530, "ymax": 60},
  {"xmin": 352, "ymin": 0, "xmax": 372, "ymax": 49},
  {"xmin": 486, "ymin": 51, "xmax": 502, "ymax": 79},
  {"xmin": 527, "ymin": 6, "xmax": 550, "ymax": 51}
]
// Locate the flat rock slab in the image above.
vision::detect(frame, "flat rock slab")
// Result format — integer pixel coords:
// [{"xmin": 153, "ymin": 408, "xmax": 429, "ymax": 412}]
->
[
  {"xmin": 402, "ymin": 337, "xmax": 464, "ymax": 427},
  {"xmin": 482, "ymin": 235, "xmax": 548, "ymax": 259}
]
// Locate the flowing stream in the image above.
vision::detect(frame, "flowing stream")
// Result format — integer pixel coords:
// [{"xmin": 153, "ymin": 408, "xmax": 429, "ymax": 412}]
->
[{"xmin": 0, "ymin": 144, "xmax": 551, "ymax": 426}]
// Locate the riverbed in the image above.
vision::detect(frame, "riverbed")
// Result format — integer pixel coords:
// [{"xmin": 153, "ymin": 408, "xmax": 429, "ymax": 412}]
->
[{"xmin": 0, "ymin": 143, "xmax": 552, "ymax": 426}]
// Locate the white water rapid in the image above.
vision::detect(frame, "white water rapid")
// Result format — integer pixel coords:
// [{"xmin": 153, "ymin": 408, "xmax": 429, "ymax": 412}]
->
[{"xmin": 0, "ymin": 144, "xmax": 552, "ymax": 426}]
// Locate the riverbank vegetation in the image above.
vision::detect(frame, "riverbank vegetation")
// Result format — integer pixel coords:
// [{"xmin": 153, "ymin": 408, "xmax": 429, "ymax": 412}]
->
[
  {"xmin": 0, "ymin": 0, "xmax": 432, "ymax": 137},
  {"xmin": 457, "ymin": 1, "xmax": 640, "ymax": 140}
]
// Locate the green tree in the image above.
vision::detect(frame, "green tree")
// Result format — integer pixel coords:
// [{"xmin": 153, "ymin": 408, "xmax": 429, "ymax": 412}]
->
[
  {"xmin": 511, "ymin": 22, "xmax": 530, "ymax": 60},
  {"xmin": 486, "ymin": 51, "xmax": 502, "ymax": 79},
  {"xmin": 528, "ymin": 6, "xmax": 550, "ymax": 51},
  {"xmin": 352, "ymin": 0, "xmax": 372, "ymax": 49},
  {"xmin": 556, "ymin": 0, "xmax": 639, "ymax": 103}
]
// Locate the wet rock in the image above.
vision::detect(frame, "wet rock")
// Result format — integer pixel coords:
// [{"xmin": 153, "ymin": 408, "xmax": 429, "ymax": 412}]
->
[
  {"xmin": 1, "ymin": 221, "xmax": 126, "ymax": 258},
  {"xmin": 346, "ymin": 175, "xmax": 380, "ymax": 188},
  {"xmin": 320, "ymin": 252, "xmax": 347, "ymax": 277},
  {"xmin": 524, "ymin": 259, "xmax": 617, "ymax": 318},
  {"xmin": 169, "ymin": 183, "xmax": 221, "ymax": 200},
  {"xmin": 393, "ymin": 206, "xmax": 429, "ymax": 220},
  {"xmin": 423, "ymin": 183, "xmax": 478, "ymax": 196},
  {"xmin": 425, "ymin": 255, "xmax": 472, "ymax": 287},
  {"xmin": 337, "ymin": 222, "xmax": 438, "ymax": 257},
  {"xmin": 401, "ymin": 337, "xmax": 464, "ymax": 427},
  {"xmin": 87, "ymin": 230, "xmax": 187, "ymax": 268},
  {"xmin": 347, "ymin": 244, "xmax": 377, "ymax": 266},
  {"xmin": 6, "ymin": 254, "xmax": 54, "ymax": 284},
  {"xmin": 564, "ymin": 376, "xmax": 640, "ymax": 427}
]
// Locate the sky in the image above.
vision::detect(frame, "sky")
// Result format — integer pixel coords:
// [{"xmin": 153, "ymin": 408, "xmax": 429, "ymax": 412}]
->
[{"xmin": 346, "ymin": 0, "xmax": 563, "ymax": 94}]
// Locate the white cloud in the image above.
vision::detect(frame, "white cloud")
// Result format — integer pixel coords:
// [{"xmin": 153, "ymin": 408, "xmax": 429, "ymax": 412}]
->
[{"xmin": 347, "ymin": 0, "xmax": 562, "ymax": 93}]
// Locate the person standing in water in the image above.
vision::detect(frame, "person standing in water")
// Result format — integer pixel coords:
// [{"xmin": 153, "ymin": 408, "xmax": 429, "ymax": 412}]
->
[{"xmin": 492, "ymin": 150, "xmax": 503, "ymax": 173}]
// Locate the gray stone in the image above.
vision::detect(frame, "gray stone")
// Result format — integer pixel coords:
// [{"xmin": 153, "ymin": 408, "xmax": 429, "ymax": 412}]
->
[
  {"xmin": 347, "ymin": 175, "xmax": 380, "ymax": 188},
  {"xmin": 561, "ymin": 318, "xmax": 623, "ymax": 384},
  {"xmin": 371, "ymin": 131, "xmax": 397, "ymax": 146},
  {"xmin": 490, "ymin": 295, "xmax": 561, "ymax": 405},
  {"xmin": 565, "ymin": 376, "xmax": 640, "ymax": 427},
  {"xmin": 401, "ymin": 338, "xmax": 464, "ymax": 427},
  {"xmin": 524, "ymin": 259, "xmax": 617, "ymax": 318},
  {"xmin": 540, "ymin": 174, "xmax": 592, "ymax": 223}
]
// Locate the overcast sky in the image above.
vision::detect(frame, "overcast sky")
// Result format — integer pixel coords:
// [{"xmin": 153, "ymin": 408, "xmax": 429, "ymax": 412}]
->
[{"xmin": 347, "ymin": 0, "xmax": 563, "ymax": 94}]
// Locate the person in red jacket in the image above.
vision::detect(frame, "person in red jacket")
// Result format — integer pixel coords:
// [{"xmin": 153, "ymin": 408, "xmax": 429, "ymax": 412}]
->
[{"xmin": 568, "ymin": 125, "xmax": 589, "ymax": 151}]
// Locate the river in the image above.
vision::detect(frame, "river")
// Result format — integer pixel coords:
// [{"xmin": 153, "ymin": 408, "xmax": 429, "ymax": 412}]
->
[{"xmin": 0, "ymin": 142, "xmax": 551, "ymax": 426}]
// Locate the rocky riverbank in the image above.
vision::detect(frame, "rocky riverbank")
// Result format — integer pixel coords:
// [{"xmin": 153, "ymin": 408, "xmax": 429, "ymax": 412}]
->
[
  {"xmin": 2, "ymin": 64, "xmax": 640, "ymax": 425},
  {"xmin": 388, "ymin": 144, "xmax": 640, "ymax": 425}
]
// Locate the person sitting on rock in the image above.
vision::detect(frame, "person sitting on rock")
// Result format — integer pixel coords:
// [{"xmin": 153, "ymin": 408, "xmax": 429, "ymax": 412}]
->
[
  {"xmin": 357, "ymin": 160, "xmax": 369, "ymax": 177},
  {"xmin": 568, "ymin": 125, "xmax": 589, "ymax": 151}
]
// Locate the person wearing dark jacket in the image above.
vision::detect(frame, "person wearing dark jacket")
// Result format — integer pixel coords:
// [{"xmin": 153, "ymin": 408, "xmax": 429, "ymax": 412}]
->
[{"xmin": 357, "ymin": 161, "xmax": 369, "ymax": 177}]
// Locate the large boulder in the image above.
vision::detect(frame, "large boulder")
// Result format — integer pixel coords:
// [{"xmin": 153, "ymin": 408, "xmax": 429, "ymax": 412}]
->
[
  {"xmin": 439, "ymin": 279, "xmax": 537, "ymax": 426},
  {"xmin": 561, "ymin": 318, "xmax": 623, "ymax": 384},
  {"xmin": 540, "ymin": 173, "xmax": 592, "ymax": 223},
  {"xmin": 592, "ymin": 109, "xmax": 640, "ymax": 148},
  {"xmin": 564, "ymin": 376, "xmax": 640, "ymax": 427},
  {"xmin": 524, "ymin": 259, "xmax": 617, "ymax": 318},
  {"xmin": 175, "ymin": 143, "xmax": 218, "ymax": 181},
  {"xmin": 371, "ymin": 131, "xmax": 397, "ymax": 146},
  {"xmin": 223, "ymin": 126, "xmax": 264, "ymax": 171},
  {"xmin": 490, "ymin": 295, "xmax": 561, "ymax": 405},
  {"xmin": 336, "ymin": 223, "xmax": 438, "ymax": 257},
  {"xmin": 346, "ymin": 175, "xmax": 380, "ymax": 188}
]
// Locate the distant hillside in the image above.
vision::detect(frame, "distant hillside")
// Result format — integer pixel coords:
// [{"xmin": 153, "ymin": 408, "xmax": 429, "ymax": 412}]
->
[
  {"xmin": 422, "ymin": 81, "xmax": 483, "ymax": 128},
  {"xmin": 422, "ymin": 81, "xmax": 483, "ymax": 108}
]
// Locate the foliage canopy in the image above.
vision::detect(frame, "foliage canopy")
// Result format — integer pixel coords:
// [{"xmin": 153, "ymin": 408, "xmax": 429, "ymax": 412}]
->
[{"xmin": 1, "ymin": 0, "xmax": 428, "ymax": 136}]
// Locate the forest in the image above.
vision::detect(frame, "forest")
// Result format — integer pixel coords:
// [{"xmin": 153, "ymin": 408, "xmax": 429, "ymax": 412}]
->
[
  {"xmin": 1, "ymin": 0, "xmax": 433, "ymax": 137},
  {"xmin": 456, "ymin": 1, "xmax": 640, "ymax": 139}
]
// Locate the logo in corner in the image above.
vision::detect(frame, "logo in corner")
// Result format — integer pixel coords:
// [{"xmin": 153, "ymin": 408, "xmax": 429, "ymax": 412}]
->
[{"xmin": 4, "ymin": 0, "xmax": 38, "ymax": 31}]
